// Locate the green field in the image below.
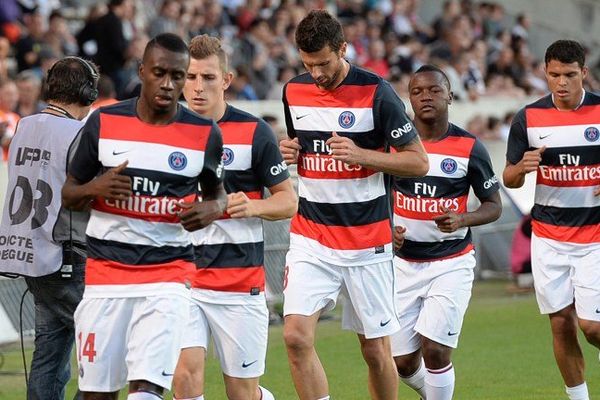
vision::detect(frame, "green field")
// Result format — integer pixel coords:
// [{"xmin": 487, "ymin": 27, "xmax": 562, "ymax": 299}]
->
[{"xmin": 0, "ymin": 281, "xmax": 598, "ymax": 399}]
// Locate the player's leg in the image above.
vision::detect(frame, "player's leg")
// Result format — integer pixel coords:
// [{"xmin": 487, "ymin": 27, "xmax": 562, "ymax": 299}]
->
[
  {"xmin": 421, "ymin": 338, "xmax": 454, "ymax": 400},
  {"xmin": 394, "ymin": 350, "xmax": 426, "ymax": 399},
  {"xmin": 342, "ymin": 261, "xmax": 399, "ymax": 400},
  {"xmin": 282, "ymin": 251, "xmax": 342, "ymax": 400},
  {"xmin": 574, "ymin": 246, "xmax": 600, "ymax": 349}
]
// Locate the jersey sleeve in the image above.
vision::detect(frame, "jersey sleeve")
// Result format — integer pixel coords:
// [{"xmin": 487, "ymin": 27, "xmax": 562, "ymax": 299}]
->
[
  {"xmin": 252, "ymin": 119, "xmax": 290, "ymax": 188},
  {"xmin": 199, "ymin": 122, "xmax": 225, "ymax": 188},
  {"xmin": 282, "ymin": 83, "xmax": 297, "ymax": 139},
  {"xmin": 69, "ymin": 110, "xmax": 102, "ymax": 183},
  {"xmin": 468, "ymin": 139, "xmax": 500, "ymax": 199},
  {"xmin": 373, "ymin": 80, "xmax": 417, "ymax": 148},
  {"xmin": 506, "ymin": 108, "xmax": 529, "ymax": 165}
]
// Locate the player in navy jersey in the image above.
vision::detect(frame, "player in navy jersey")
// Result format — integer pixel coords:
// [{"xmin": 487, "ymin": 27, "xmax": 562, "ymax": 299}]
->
[
  {"xmin": 62, "ymin": 33, "xmax": 226, "ymax": 400},
  {"xmin": 391, "ymin": 65, "xmax": 501, "ymax": 400},
  {"xmin": 172, "ymin": 35, "xmax": 296, "ymax": 400},
  {"xmin": 279, "ymin": 10, "xmax": 429, "ymax": 400},
  {"xmin": 503, "ymin": 40, "xmax": 600, "ymax": 400}
]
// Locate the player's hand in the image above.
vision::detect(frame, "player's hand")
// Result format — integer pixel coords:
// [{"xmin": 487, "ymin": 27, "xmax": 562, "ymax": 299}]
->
[
  {"xmin": 178, "ymin": 199, "xmax": 224, "ymax": 231},
  {"xmin": 91, "ymin": 161, "xmax": 132, "ymax": 200},
  {"xmin": 326, "ymin": 132, "xmax": 364, "ymax": 166},
  {"xmin": 594, "ymin": 186, "xmax": 600, "ymax": 197},
  {"xmin": 393, "ymin": 226, "xmax": 407, "ymax": 250},
  {"xmin": 433, "ymin": 207, "xmax": 465, "ymax": 233},
  {"xmin": 226, "ymin": 192, "xmax": 256, "ymax": 218},
  {"xmin": 519, "ymin": 146, "xmax": 545, "ymax": 174},
  {"xmin": 280, "ymin": 138, "xmax": 301, "ymax": 165}
]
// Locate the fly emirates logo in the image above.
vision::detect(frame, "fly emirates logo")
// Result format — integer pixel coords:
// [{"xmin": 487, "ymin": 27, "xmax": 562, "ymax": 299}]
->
[
  {"xmin": 539, "ymin": 154, "xmax": 600, "ymax": 182},
  {"xmin": 300, "ymin": 139, "xmax": 363, "ymax": 172},
  {"xmin": 395, "ymin": 183, "xmax": 460, "ymax": 214}
]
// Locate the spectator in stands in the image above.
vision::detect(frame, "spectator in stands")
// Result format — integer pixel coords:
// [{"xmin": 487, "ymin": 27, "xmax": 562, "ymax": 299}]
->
[
  {"xmin": 76, "ymin": 3, "xmax": 108, "ymax": 60},
  {"xmin": 512, "ymin": 13, "xmax": 531, "ymax": 41},
  {"xmin": 363, "ymin": 38, "xmax": 390, "ymax": 79},
  {"xmin": 147, "ymin": 0, "xmax": 184, "ymax": 39},
  {"xmin": 14, "ymin": 9, "xmax": 46, "ymax": 72},
  {"xmin": 227, "ymin": 66, "xmax": 259, "ymax": 101},
  {"xmin": 0, "ymin": 78, "xmax": 19, "ymax": 159},
  {"xmin": 15, "ymin": 69, "xmax": 45, "ymax": 117},
  {"xmin": 0, "ymin": 37, "xmax": 11, "ymax": 81},
  {"xmin": 91, "ymin": 74, "xmax": 118, "ymax": 110},
  {"xmin": 45, "ymin": 10, "xmax": 78, "ymax": 58},
  {"xmin": 510, "ymin": 214, "xmax": 533, "ymax": 289}
]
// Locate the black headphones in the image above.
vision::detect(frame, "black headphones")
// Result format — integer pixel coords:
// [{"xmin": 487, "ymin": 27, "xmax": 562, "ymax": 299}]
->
[{"xmin": 47, "ymin": 56, "xmax": 99, "ymax": 106}]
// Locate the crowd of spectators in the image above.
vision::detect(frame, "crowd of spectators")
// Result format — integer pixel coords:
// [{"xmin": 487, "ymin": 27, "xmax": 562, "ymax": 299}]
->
[{"xmin": 1, "ymin": 0, "xmax": 600, "ymax": 145}]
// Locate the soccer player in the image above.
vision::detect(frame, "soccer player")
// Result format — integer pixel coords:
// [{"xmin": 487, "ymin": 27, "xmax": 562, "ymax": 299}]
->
[
  {"xmin": 61, "ymin": 33, "xmax": 226, "ymax": 400},
  {"xmin": 279, "ymin": 10, "xmax": 429, "ymax": 400},
  {"xmin": 503, "ymin": 40, "xmax": 600, "ymax": 400},
  {"xmin": 173, "ymin": 34, "xmax": 297, "ymax": 400},
  {"xmin": 391, "ymin": 65, "xmax": 502, "ymax": 400},
  {"xmin": 0, "ymin": 56, "xmax": 98, "ymax": 400}
]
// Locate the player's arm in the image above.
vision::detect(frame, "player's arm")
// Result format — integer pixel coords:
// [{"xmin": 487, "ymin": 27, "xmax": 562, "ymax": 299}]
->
[
  {"xmin": 280, "ymin": 84, "xmax": 302, "ymax": 165},
  {"xmin": 503, "ymin": 109, "xmax": 541, "ymax": 188}
]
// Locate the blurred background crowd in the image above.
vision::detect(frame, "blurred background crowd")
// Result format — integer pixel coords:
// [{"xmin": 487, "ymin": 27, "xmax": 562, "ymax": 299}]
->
[{"xmin": 1, "ymin": 0, "xmax": 600, "ymax": 151}]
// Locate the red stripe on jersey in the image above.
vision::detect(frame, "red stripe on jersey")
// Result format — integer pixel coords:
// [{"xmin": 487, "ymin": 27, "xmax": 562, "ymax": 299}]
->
[
  {"xmin": 99, "ymin": 114, "xmax": 211, "ymax": 150},
  {"xmin": 526, "ymin": 105, "xmax": 600, "ymax": 128},
  {"xmin": 393, "ymin": 192, "xmax": 468, "ymax": 220},
  {"xmin": 537, "ymin": 164, "xmax": 600, "ymax": 187},
  {"xmin": 220, "ymin": 191, "xmax": 263, "ymax": 220},
  {"xmin": 291, "ymin": 214, "xmax": 391, "ymax": 250},
  {"xmin": 219, "ymin": 121, "xmax": 257, "ymax": 145},
  {"xmin": 286, "ymin": 82, "xmax": 377, "ymax": 108},
  {"xmin": 85, "ymin": 258, "xmax": 196, "ymax": 285},
  {"xmin": 298, "ymin": 153, "xmax": 378, "ymax": 179},
  {"xmin": 532, "ymin": 220, "xmax": 600, "ymax": 244},
  {"xmin": 191, "ymin": 266, "xmax": 265, "ymax": 292},
  {"xmin": 421, "ymin": 136, "xmax": 475, "ymax": 158},
  {"xmin": 400, "ymin": 243, "xmax": 474, "ymax": 262},
  {"xmin": 92, "ymin": 193, "xmax": 196, "ymax": 223}
]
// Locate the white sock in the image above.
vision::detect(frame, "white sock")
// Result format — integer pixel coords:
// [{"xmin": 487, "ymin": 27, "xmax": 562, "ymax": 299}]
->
[
  {"xmin": 566, "ymin": 382, "xmax": 589, "ymax": 400},
  {"xmin": 399, "ymin": 359, "xmax": 427, "ymax": 399},
  {"xmin": 425, "ymin": 363, "xmax": 454, "ymax": 400},
  {"xmin": 259, "ymin": 385, "xmax": 275, "ymax": 400},
  {"xmin": 127, "ymin": 391, "xmax": 163, "ymax": 400},
  {"xmin": 316, "ymin": 397, "xmax": 330, "ymax": 400},
  {"xmin": 174, "ymin": 396, "xmax": 204, "ymax": 400}
]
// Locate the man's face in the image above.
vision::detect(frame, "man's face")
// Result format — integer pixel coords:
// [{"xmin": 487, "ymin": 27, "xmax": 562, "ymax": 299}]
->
[
  {"xmin": 16, "ymin": 79, "xmax": 40, "ymax": 105},
  {"xmin": 183, "ymin": 55, "xmax": 231, "ymax": 117},
  {"xmin": 139, "ymin": 46, "xmax": 189, "ymax": 115},
  {"xmin": 0, "ymin": 82, "xmax": 18, "ymax": 112},
  {"xmin": 408, "ymin": 71, "xmax": 452, "ymax": 123},
  {"xmin": 545, "ymin": 59, "xmax": 587, "ymax": 109},
  {"xmin": 299, "ymin": 43, "xmax": 346, "ymax": 90}
]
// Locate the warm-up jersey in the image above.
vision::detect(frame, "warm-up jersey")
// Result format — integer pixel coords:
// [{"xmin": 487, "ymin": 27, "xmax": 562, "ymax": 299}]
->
[
  {"xmin": 393, "ymin": 124, "xmax": 499, "ymax": 261},
  {"xmin": 507, "ymin": 92, "xmax": 600, "ymax": 244},
  {"xmin": 283, "ymin": 65, "xmax": 417, "ymax": 266},
  {"xmin": 190, "ymin": 105, "xmax": 289, "ymax": 294},
  {"xmin": 69, "ymin": 98, "xmax": 224, "ymax": 298}
]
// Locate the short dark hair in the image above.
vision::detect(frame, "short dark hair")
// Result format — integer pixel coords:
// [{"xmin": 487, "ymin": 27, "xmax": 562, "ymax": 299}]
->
[
  {"xmin": 143, "ymin": 33, "xmax": 189, "ymax": 61},
  {"xmin": 43, "ymin": 57, "xmax": 98, "ymax": 105},
  {"xmin": 413, "ymin": 64, "xmax": 451, "ymax": 90},
  {"xmin": 295, "ymin": 10, "xmax": 345, "ymax": 53},
  {"xmin": 544, "ymin": 40, "xmax": 585, "ymax": 68}
]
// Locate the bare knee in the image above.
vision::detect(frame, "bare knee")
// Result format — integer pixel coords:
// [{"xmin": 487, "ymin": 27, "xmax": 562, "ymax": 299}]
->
[
  {"xmin": 579, "ymin": 320, "xmax": 600, "ymax": 347},
  {"xmin": 283, "ymin": 318, "xmax": 315, "ymax": 353},
  {"xmin": 394, "ymin": 350, "xmax": 421, "ymax": 377},
  {"xmin": 550, "ymin": 306, "xmax": 578, "ymax": 338},
  {"xmin": 360, "ymin": 337, "xmax": 391, "ymax": 371},
  {"xmin": 422, "ymin": 339, "xmax": 452, "ymax": 369},
  {"xmin": 224, "ymin": 377, "xmax": 259, "ymax": 400}
]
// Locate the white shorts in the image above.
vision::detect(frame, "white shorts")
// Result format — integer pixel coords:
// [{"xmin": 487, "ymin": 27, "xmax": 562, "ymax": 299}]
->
[
  {"xmin": 532, "ymin": 233, "xmax": 600, "ymax": 320},
  {"xmin": 390, "ymin": 252, "xmax": 475, "ymax": 356},
  {"xmin": 181, "ymin": 290, "xmax": 269, "ymax": 379},
  {"xmin": 74, "ymin": 295, "xmax": 189, "ymax": 392},
  {"xmin": 283, "ymin": 249, "xmax": 399, "ymax": 339}
]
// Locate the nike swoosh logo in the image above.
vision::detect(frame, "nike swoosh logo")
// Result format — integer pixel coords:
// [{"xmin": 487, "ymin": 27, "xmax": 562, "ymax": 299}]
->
[
  {"xmin": 295, "ymin": 114, "xmax": 309, "ymax": 120},
  {"xmin": 112, "ymin": 150, "xmax": 130, "ymax": 156},
  {"xmin": 161, "ymin": 371, "xmax": 174, "ymax": 376},
  {"xmin": 242, "ymin": 360, "xmax": 258, "ymax": 368},
  {"xmin": 539, "ymin": 133, "xmax": 552, "ymax": 139},
  {"xmin": 447, "ymin": 331, "xmax": 459, "ymax": 336},
  {"xmin": 596, "ymin": 308, "xmax": 600, "ymax": 313},
  {"xmin": 380, "ymin": 319, "xmax": 392, "ymax": 327}
]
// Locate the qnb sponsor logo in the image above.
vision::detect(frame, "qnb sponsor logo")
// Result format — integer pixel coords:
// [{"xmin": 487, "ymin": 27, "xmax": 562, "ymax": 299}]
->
[
  {"xmin": 300, "ymin": 153, "xmax": 362, "ymax": 172},
  {"xmin": 390, "ymin": 123, "xmax": 413, "ymax": 139},
  {"xmin": 104, "ymin": 195, "xmax": 184, "ymax": 216},
  {"xmin": 270, "ymin": 160, "xmax": 288, "ymax": 176},
  {"xmin": 395, "ymin": 192, "xmax": 459, "ymax": 213},
  {"xmin": 483, "ymin": 175, "xmax": 499, "ymax": 190},
  {"xmin": 538, "ymin": 165, "xmax": 600, "ymax": 181}
]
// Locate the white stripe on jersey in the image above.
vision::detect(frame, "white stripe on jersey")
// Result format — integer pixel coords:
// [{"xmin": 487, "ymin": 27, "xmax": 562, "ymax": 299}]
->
[
  {"xmin": 426, "ymin": 153, "xmax": 469, "ymax": 179},
  {"xmin": 289, "ymin": 233, "xmax": 392, "ymax": 266},
  {"xmin": 190, "ymin": 218, "xmax": 264, "ymax": 246},
  {"xmin": 527, "ymin": 124, "xmax": 600, "ymax": 148},
  {"xmin": 83, "ymin": 282, "xmax": 191, "ymax": 299},
  {"xmin": 289, "ymin": 106, "xmax": 374, "ymax": 133},
  {"xmin": 535, "ymin": 184, "xmax": 600, "ymax": 208},
  {"xmin": 298, "ymin": 173, "xmax": 385, "ymax": 204},
  {"xmin": 394, "ymin": 214, "xmax": 468, "ymax": 243},
  {"xmin": 99, "ymin": 138, "xmax": 205, "ymax": 177},
  {"xmin": 86, "ymin": 210, "xmax": 190, "ymax": 247},
  {"xmin": 223, "ymin": 144, "xmax": 252, "ymax": 171}
]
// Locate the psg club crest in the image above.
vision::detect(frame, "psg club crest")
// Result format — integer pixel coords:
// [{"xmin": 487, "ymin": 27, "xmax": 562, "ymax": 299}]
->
[
  {"xmin": 440, "ymin": 158, "xmax": 457, "ymax": 174},
  {"xmin": 168, "ymin": 151, "xmax": 187, "ymax": 171},
  {"xmin": 338, "ymin": 111, "xmax": 356, "ymax": 129},
  {"xmin": 222, "ymin": 147, "xmax": 234, "ymax": 166},
  {"xmin": 584, "ymin": 126, "xmax": 599, "ymax": 142}
]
